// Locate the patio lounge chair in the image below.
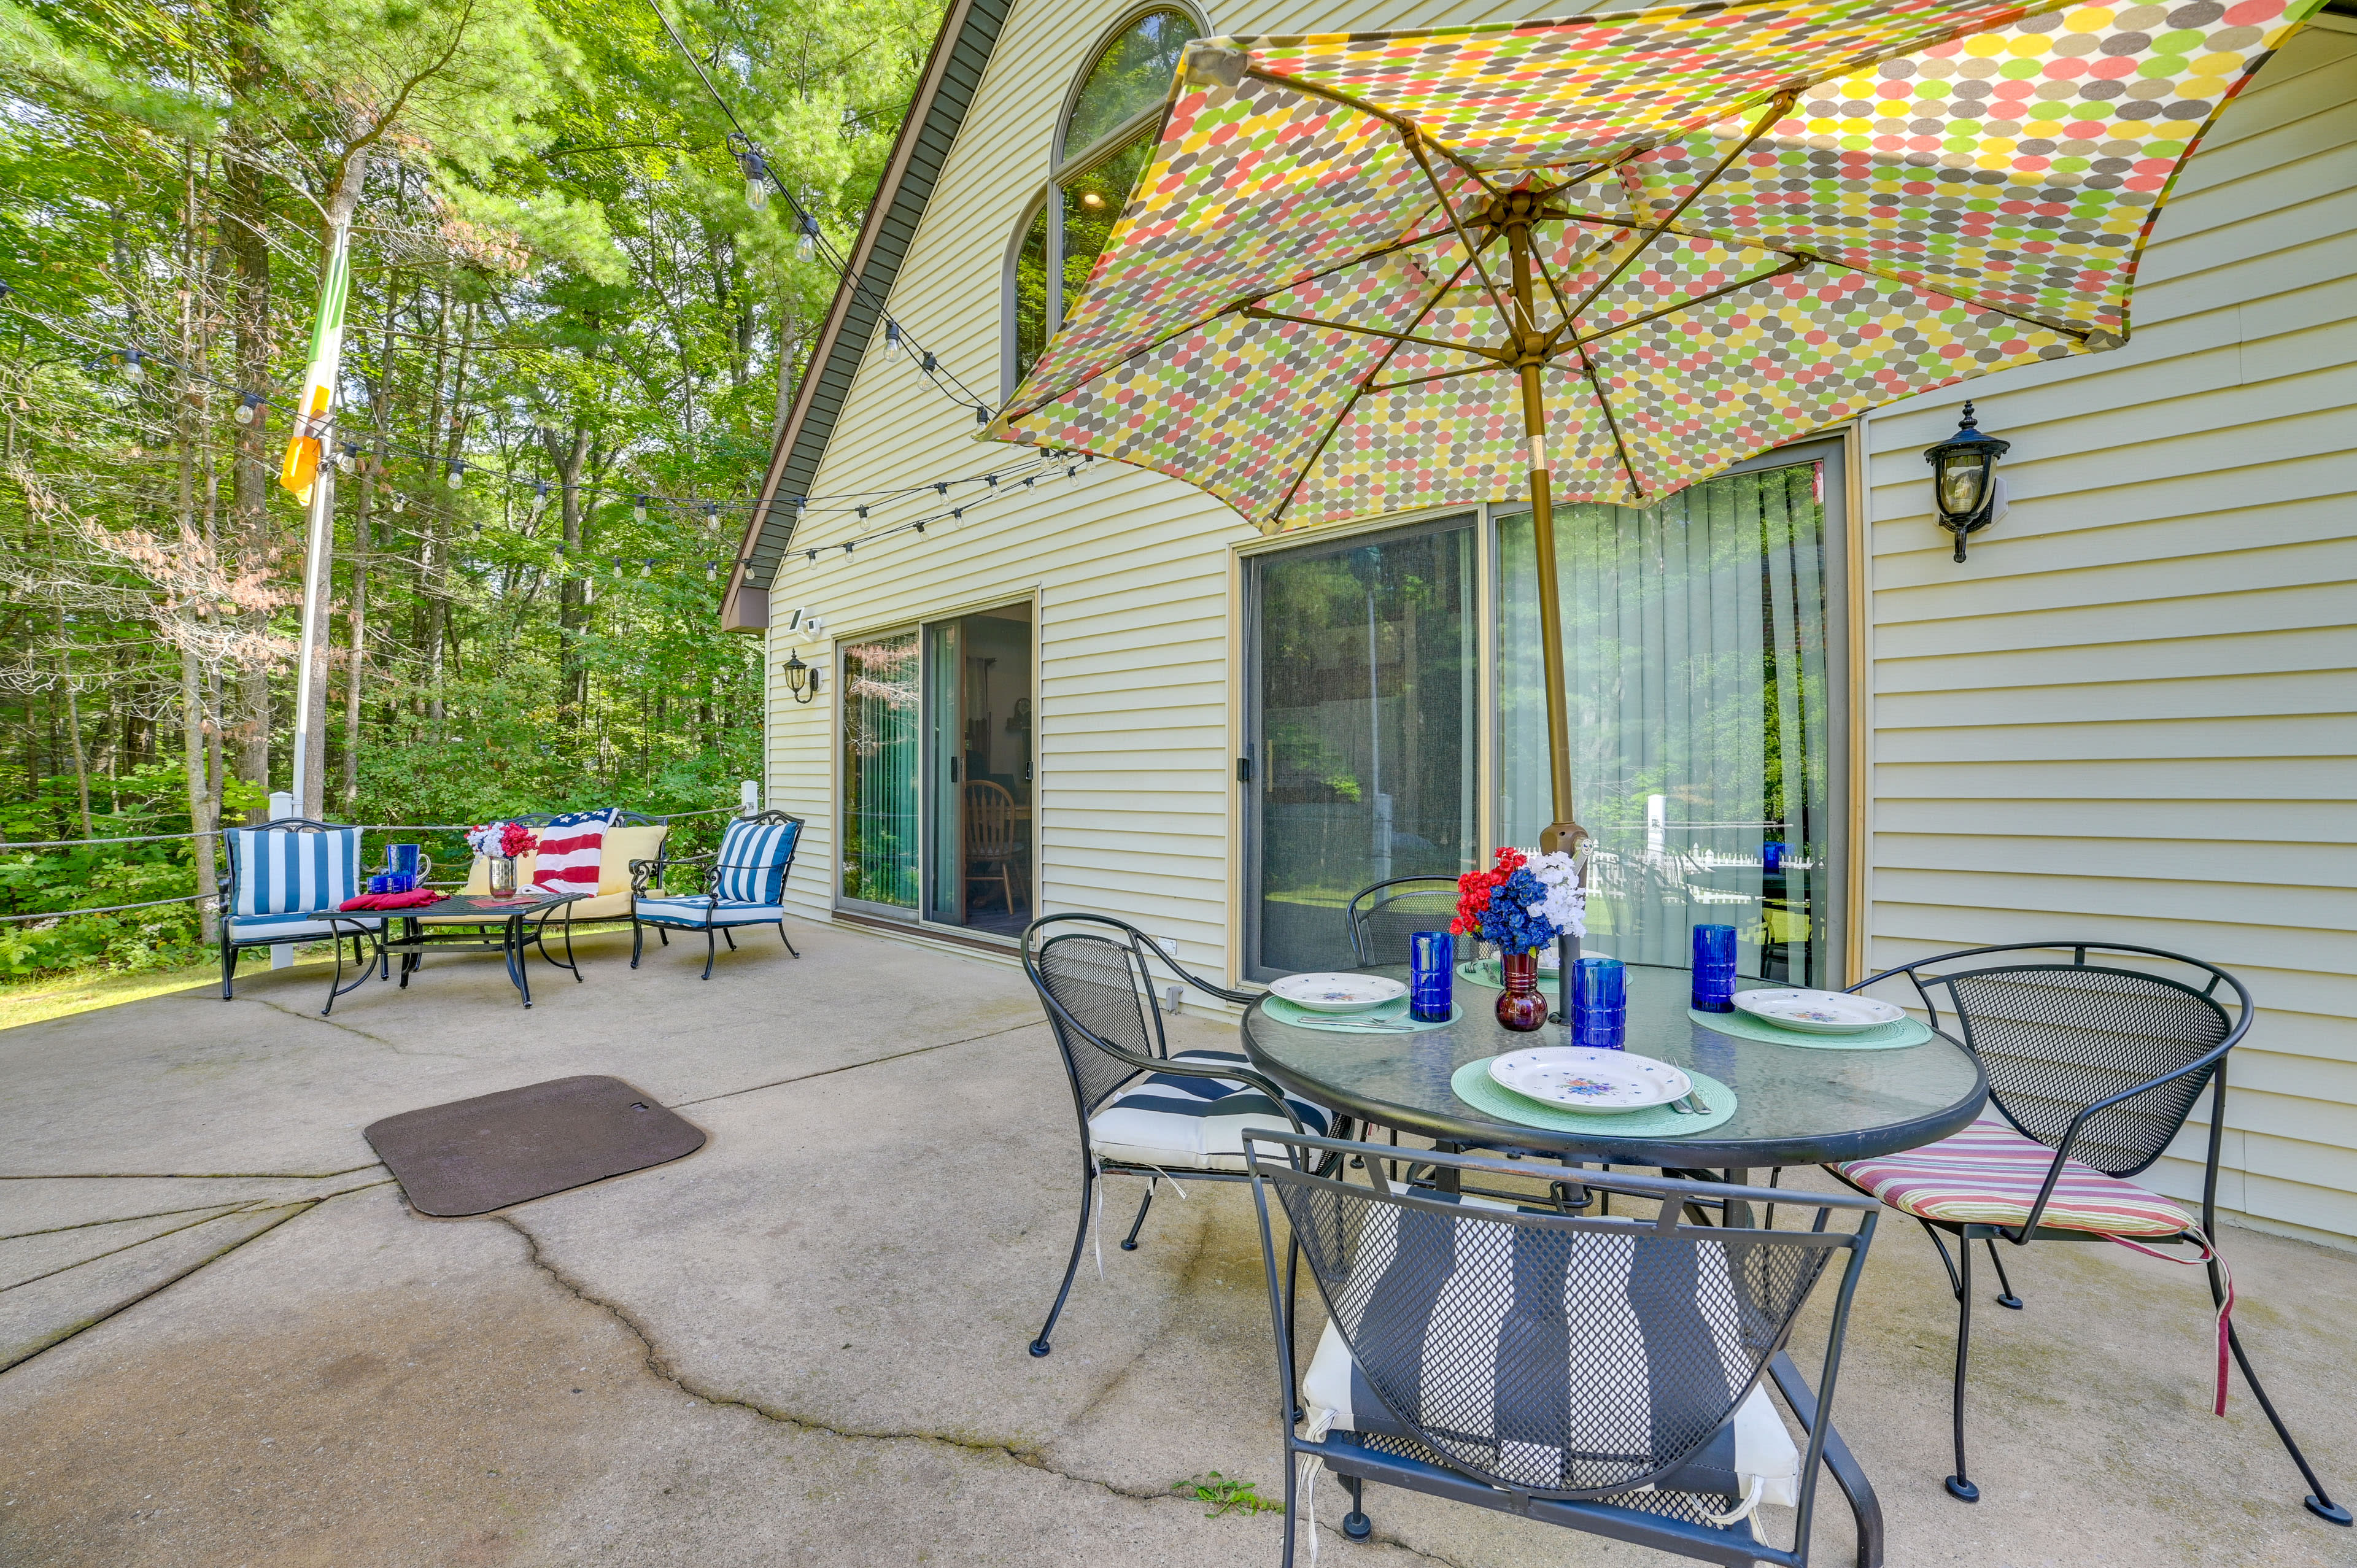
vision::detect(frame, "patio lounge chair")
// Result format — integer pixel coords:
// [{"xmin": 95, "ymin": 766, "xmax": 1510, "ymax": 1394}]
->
[
  {"xmin": 1245, "ymin": 1133, "xmax": 1879, "ymax": 1567},
  {"xmin": 1826, "ymin": 942, "xmax": 2347, "ymax": 1524},
  {"xmin": 1343, "ymin": 876, "xmax": 1460, "ymax": 967},
  {"xmin": 217, "ymin": 817, "xmax": 382, "ymax": 1002},
  {"xmin": 1022, "ymin": 912, "xmax": 1344, "ymax": 1359},
  {"xmin": 629, "ymin": 811, "xmax": 803, "ymax": 979}
]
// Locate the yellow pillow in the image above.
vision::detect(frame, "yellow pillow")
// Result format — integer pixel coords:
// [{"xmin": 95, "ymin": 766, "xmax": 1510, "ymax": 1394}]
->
[{"xmin": 598, "ymin": 824, "xmax": 670, "ymax": 895}]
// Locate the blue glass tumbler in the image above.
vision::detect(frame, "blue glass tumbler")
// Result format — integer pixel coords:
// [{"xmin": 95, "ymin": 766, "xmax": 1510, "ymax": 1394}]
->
[
  {"xmin": 1571, "ymin": 957, "xmax": 1627, "ymax": 1049},
  {"xmin": 1691, "ymin": 924, "xmax": 1739, "ymax": 1013},
  {"xmin": 1762, "ymin": 840, "xmax": 1788, "ymax": 875},
  {"xmin": 367, "ymin": 873, "xmax": 390, "ymax": 895},
  {"xmin": 1409, "ymin": 931, "xmax": 1454, "ymax": 1022}
]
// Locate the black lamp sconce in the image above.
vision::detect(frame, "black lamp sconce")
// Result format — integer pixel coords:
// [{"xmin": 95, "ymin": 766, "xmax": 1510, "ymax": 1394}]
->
[
  {"xmin": 1924, "ymin": 400, "xmax": 2011, "ymax": 563},
  {"xmin": 780, "ymin": 649, "xmax": 822, "ymax": 703}
]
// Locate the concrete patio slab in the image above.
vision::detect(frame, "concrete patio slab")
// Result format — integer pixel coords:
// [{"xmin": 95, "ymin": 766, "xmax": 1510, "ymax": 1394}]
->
[{"xmin": 1, "ymin": 919, "xmax": 2350, "ymax": 1567}]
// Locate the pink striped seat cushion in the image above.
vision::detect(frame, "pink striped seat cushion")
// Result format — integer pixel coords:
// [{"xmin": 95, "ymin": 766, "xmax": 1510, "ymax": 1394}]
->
[{"xmin": 1834, "ymin": 1121, "xmax": 2192, "ymax": 1238}]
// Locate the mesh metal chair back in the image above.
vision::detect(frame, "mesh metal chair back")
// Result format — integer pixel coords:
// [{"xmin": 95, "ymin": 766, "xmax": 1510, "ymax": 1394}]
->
[
  {"xmin": 1033, "ymin": 930, "xmax": 1166, "ymax": 1114},
  {"xmin": 1345, "ymin": 877, "xmax": 1461, "ymax": 968},
  {"xmin": 1919, "ymin": 954, "xmax": 2233, "ymax": 1178},
  {"xmin": 1266, "ymin": 1154, "xmax": 1847, "ymax": 1499}
]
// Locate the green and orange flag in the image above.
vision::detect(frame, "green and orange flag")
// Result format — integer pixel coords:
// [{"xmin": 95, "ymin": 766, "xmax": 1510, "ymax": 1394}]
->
[
  {"xmin": 988, "ymin": 0, "xmax": 2322, "ymax": 528},
  {"xmin": 279, "ymin": 224, "xmax": 352, "ymax": 503}
]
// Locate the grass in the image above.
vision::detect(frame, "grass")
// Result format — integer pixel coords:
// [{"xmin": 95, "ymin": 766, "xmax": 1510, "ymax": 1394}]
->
[
  {"xmin": 0, "ymin": 954, "xmax": 317, "ymax": 1031},
  {"xmin": 1172, "ymin": 1472, "xmax": 1285, "ymax": 1518}
]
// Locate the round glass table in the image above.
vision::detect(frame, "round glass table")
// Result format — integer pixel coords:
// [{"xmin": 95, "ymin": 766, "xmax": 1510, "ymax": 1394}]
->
[{"xmin": 1239, "ymin": 962, "xmax": 1986, "ymax": 1170}]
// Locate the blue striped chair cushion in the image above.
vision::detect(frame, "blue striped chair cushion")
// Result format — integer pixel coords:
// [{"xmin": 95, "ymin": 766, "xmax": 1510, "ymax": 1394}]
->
[
  {"xmin": 713, "ymin": 819, "xmax": 799, "ymax": 905},
  {"xmin": 1088, "ymin": 1050, "xmax": 1332, "ymax": 1172},
  {"xmin": 225, "ymin": 826, "xmax": 362, "ymax": 916},
  {"xmin": 226, "ymin": 912, "xmax": 384, "ymax": 941},
  {"xmin": 634, "ymin": 897, "xmax": 785, "ymax": 929}
]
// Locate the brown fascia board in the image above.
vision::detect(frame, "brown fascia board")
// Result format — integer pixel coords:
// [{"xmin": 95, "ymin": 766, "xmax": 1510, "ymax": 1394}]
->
[{"xmin": 720, "ymin": 0, "xmax": 1013, "ymax": 632}]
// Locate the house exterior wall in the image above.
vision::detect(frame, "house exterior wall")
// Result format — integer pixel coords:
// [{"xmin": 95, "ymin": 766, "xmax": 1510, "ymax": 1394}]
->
[
  {"xmin": 762, "ymin": 5, "xmax": 2356, "ymax": 1241},
  {"xmin": 1854, "ymin": 25, "xmax": 2357, "ymax": 1248}
]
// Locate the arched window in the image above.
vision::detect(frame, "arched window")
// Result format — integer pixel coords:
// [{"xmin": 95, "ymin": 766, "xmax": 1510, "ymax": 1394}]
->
[{"xmin": 1007, "ymin": 6, "xmax": 1199, "ymax": 394}]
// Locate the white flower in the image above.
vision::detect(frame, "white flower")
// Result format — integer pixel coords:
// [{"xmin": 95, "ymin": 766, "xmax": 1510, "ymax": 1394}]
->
[{"xmin": 1526, "ymin": 849, "xmax": 1588, "ymax": 939}]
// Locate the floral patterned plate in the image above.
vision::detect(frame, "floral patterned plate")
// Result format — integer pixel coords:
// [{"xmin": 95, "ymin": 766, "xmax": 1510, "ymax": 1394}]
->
[
  {"xmin": 1487, "ymin": 1048, "xmax": 1692, "ymax": 1114},
  {"xmin": 1267, "ymin": 972, "xmax": 1411, "ymax": 1013},
  {"xmin": 1732, "ymin": 988, "xmax": 1905, "ymax": 1035}
]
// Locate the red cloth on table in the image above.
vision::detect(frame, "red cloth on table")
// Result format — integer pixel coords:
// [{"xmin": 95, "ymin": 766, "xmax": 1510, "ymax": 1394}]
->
[{"xmin": 337, "ymin": 890, "xmax": 448, "ymax": 911}]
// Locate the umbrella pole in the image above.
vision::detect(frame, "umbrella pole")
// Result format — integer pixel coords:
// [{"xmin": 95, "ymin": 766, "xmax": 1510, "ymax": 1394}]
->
[{"xmin": 1508, "ymin": 219, "xmax": 1588, "ymax": 1019}]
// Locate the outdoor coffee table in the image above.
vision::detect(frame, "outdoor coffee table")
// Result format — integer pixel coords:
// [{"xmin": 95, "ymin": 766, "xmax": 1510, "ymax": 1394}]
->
[
  {"xmin": 1239, "ymin": 961, "xmax": 1988, "ymax": 1568},
  {"xmin": 334, "ymin": 891, "xmax": 590, "ymax": 1010}
]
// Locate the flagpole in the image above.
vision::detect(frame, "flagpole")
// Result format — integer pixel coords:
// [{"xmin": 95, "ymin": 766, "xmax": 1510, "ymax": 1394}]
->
[{"xmin": 290, "ymin": 454, "xmax": 335, "ymax": 818}]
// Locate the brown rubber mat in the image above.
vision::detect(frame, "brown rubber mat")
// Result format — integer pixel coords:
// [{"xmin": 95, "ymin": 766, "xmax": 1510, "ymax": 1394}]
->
[{"xmin": 365, "ymin": 1075, "xmax": 705, "ymax": 1217}]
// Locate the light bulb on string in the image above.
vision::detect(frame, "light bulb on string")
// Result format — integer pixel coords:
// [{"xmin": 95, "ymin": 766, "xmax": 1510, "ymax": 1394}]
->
[
  {"xmin": 703, "ymin": 501, "xmax": 718, "ymax": 531},
  {"xmin": 884, "ymin": 321, "xmax": 901, "ymax": 358},
  {"xmin": 447, "ymin": 461, "xmax": 465, "ymax": 490},
  {"xmin": 232, "ymin": 392, "xmax": 260, "ymax": 426},
  {"xmin": 389, "ymin": 492, "xmax": 405, "ymax": 514},
  {"xmin": 797, "ymin": 214, "xmax": 821, "ymax": 261},
  {"xmin": 855, "ymin": 506, "xmax": 868, "ymax": 520},
  {"xmin": 705, "ymin": 562, "xmax": 718, "ymax": 584},
  {"xmin": 123, "ymin": 349, "xmax": 143, "ymax": 382},
  {"xmin": 335, "ymin": 445, "xmax": 356, "ymax": 475},
  {"xmin": 640, "ymin": 558, "xmax": 652, "ymax": 579},
  {"xmin": 633, "ymin": 495, "xmax": 648, "ymax": 524}
]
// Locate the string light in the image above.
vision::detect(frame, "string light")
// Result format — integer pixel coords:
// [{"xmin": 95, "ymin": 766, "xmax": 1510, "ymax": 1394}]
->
[
  {"xmin": 123, "ymin": 349, "xmax": 143, "ymax": 382},
  {"xmin": 447, "ymin": 460, "xmax": 466, "ymax": 489},
  {"xmin": 797, "ymin": 214, "xmax": 820, "ymax": 261},
  {"xmin": 335, "ymin": 444, "xmax": 356, "ymax": 474},
  {"xmin": 884, "ymin": 321, "xmax": 901, "ymax": 357},
  {"xmin": 232, "ymin": 392, "xmax": 261, "ymax": 426},
  {"xmin": 633, "ymin": 495, "xmax": 648, "ymax": 523}
]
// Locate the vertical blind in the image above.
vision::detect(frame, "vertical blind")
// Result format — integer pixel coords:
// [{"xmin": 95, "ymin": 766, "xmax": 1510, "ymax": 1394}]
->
[
  {"xmin": 842, "ymin": 631, "xmax": 920, "ymax": 909},
  {"xmin": 1499, "ymin": 460, "xmax": 1832, "ymax": 984}
]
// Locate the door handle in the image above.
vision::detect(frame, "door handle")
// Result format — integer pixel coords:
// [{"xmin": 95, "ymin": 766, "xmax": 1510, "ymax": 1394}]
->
[
  {"xmin": 950, "ymin": 758, "xmax": 959, "ymax": 782},
  {"xmin": 1236, "ymin": 756, "xmax": 1253, "ymax": 783}
]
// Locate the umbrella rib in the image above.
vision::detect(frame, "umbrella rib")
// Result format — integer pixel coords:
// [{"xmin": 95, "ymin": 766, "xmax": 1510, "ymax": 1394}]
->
[
  {"xmin": 1563, "ymin": 91, "xmax": 1795, "ymax": 326},
  {"xmin": 1399, "ymin": 129, "xmax": 1526, "ymax": 338},
  {"xmin": 1363, "ymin": 363, "xmax": 1503, "ymax": 396},
  {"xmin": 1544, "ymin": 255, "xmax": 1814, "ymax": 358},
  {"xmin": 1778, "ymin": 248, "xmax": 2099, "ymax": 342},
  {"xmin": 1268, "ymin": 246, "xmax": 1488, "ymax": 524},
  {"xmin": 1240, "ymin": 306, "xmax": 1501, "ymax": 363},
  {"xmin": 1242, "ymin": 67, "xmax": 1501, "ymax": 196},
  {"xmin": 1574, "ymin": 343, "xmax": 1645, "ymax": 503}
]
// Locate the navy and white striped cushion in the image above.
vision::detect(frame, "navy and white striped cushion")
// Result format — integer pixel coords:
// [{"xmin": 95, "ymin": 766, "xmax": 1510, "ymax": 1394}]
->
[
  {"xmin": 1088, "ymin": 1049, "xmax": 1332, "ymax": 1172},
  {"xmin": 226, "ymin": 826, "xmax": 362, "ymax": 916},
  {"xmin": 713, "ymin": 818, "xmax": 799, "ymax": 905},
  {"xmin": 634, "ymin": 896, "xmax": 785, "ymax": 928},
  {"xmin": 1298, "ymin": 1197, "xmax": 1799, "ymax": 1505},
  {"xmin": 226, "ymin": 912, "xmax": 384, "ymax": 941}
]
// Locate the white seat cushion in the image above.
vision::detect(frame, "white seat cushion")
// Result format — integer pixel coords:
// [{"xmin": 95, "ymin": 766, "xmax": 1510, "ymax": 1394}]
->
[
  {"xmin": 226, "ymin": 913, "xmax": 384, "ymax": 941},
  {"xmin": 1296, "ymin": 1202, "xmax": 1800, "ymax": 1510},
  {"xmin": 1088, "ymin": 1050, "xmax": 1333, "ymax": 1172},
  {"xmin": 634, "ymin": 896, "xmax": 786, "ymax": 928}
]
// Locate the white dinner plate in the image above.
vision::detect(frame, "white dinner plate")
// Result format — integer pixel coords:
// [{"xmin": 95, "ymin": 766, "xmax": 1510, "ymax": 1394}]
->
[
  {"xmin": 1732, "ymin": 988, "xmax": 1906, "ymax": 1035},
  {"xmin": 1268, "ymin": 972, "xmax": 1411, "ymax": 1013},
  {"xmin": 1487, "ymin": 1047, "xmax": 1692, "ymax": 1113}
]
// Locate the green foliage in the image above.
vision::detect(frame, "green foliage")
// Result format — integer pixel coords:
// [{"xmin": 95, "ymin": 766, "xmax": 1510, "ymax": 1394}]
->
[
  {"xmin": 0, "ymin": 0, "xmax": 948, "ymax": 981},
  {"xmin": 1171, "ymin": 1472, "xmax": 1284, "ymax": 1518}
]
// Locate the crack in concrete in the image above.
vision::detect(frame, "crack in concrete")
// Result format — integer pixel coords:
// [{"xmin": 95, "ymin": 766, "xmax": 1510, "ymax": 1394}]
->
[
  {"xmin": 250, "ymin": 995, "xmax": 472, "ymax": 1056},
  {"xmin": 0, "ymin": 1163, "xmax": 387, "ymax": 1181},
  {"xmin": 2, "ymin": 1201, "xmax": 258, "ymax": 1240},
  {"xmin": 494, "ymin": 1211, "xmax": 1455, "ymax": 1564},
  {"xmin": 670, "ymin": 1018, "xmax": 1044, "ymax": 1108},
  {"xmin": 0, "ymin": 1206, "xmax": 255, "ymax": 1291}
]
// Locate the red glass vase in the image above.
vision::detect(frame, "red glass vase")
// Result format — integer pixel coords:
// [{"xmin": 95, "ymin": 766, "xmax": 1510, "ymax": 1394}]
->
[{"xmin": 1494, "ymin": 950, "xmax": 1550, "ymax": 1032}]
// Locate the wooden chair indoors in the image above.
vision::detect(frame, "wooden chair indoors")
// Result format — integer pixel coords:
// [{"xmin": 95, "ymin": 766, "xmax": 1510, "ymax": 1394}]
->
[{"xmin": 964, "ymin": 779, "xmax": 1028, "ymax": 916}]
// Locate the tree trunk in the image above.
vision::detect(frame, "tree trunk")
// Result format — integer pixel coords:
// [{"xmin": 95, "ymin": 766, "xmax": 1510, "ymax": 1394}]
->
[
  {"xmin": 345, "ymin": 455, "xmax": 371, "ymax": 809},
  {"xmin": 184, "ymin": 644, "xmax": 219, "ymax": 944},
  {"xmin": 60, "ymin": 624, "xmax": 91, "ymax": 839}
]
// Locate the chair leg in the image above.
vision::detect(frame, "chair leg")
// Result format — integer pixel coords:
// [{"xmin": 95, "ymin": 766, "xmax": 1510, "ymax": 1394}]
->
[
  {"xmin": 778, "ymin": 921, "xmax": 799, "ymax": 957},
  {"xmin": 1282, "ymin": 1431, "xmax": 1302, "ymax": 1568},
  {"xmin": 2208, "ymin": 1257, "xmax": 2351, "ymax": 1524},
  {"xmin": 722, "ymin": 927, "xmax": 738, "ymax": 951},
  {"xmin": 1341, "ymin": 1473, "xmax": 1371, "ymax": 1540},
  {"xmin": 1031, "ymin": 1161, "xmax": 1095, "ymax": 1358},
  {"xmin": 1986, "ymin": 1238, "xmax": 2024, "ymax": 1310},
  {"xmin": 702, "ymin": 928, "xmax": 716, "ymax": 981},
  {"xmin": 1946, "ymin": 1232, "xmax": 1980, "ymax": 1502},
  {"xmin": 1120, "ymin": 1180, "xmax": 1156, "ymax": 1251},
  {"xmin": 220, "ymin": 938, "xmax": 235, "ymax": 1000},
  {"xmin": 632, "ymin": 917, "xmax": 644, "ymax": 968}
]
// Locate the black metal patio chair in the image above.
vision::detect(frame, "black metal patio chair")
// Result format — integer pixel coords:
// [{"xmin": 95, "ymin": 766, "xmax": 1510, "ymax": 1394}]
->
[
  {"xmin": 630, "ymin": 811, "xmax": 803, "ymax": 979},
  {"xmin": 1245, "ymin": 1132, "xmax": 1879, "ymax": 1567},
  {"xmin": 1827, "ymin": 941, "xmax": 2346, "ymax": 1524},
  {"xmin": 1344, "ymin": 875, "xmax": 1461, "ymax": 968},
  {"xmin": 1022, "ymin": 912, "xmax": 1346, "ymax": 1359},
  {"xmin": 217, "ymin": 817, "xmax": 382, "ymax": 1005}
]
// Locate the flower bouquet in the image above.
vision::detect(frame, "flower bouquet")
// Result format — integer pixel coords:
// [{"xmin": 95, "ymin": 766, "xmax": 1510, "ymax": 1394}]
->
[
  {"xmin": 1453, "ymin": 847, "xmax": 1587, "ymax": 1031},
  {"xmin": 466, "ymin": 821, "xmax": 535, "ymax": 896}
]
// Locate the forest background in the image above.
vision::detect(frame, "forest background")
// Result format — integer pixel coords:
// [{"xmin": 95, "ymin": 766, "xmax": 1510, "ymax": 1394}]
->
[{"xmin": 0, "ymin": 0, "xmax": 943, "ymax": 976}]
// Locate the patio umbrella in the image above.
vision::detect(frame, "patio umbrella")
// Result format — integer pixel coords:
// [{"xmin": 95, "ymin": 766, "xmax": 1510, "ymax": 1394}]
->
[{"xmin": 986, "ymin": 0, "xmax": 2316, "ymax": 854}]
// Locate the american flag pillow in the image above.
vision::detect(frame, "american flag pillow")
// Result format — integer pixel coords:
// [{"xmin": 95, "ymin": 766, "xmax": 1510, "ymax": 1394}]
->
[{"xmin": 531, "ymin": 809, "xmax": 615, "ymax": 895}]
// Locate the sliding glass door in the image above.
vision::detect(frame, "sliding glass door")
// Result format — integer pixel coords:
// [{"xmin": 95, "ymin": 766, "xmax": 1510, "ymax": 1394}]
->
[
  {"xmin": 1244, "ymin": 516, "xmax": 1477, "ymax": 980},
  {"xmin": 840, "ymin": 631, "xmax": 921, "ymax": 911},
  {"xmin": 1496, "ymin": 446, "xmax": 1843, "ymax": 986}
]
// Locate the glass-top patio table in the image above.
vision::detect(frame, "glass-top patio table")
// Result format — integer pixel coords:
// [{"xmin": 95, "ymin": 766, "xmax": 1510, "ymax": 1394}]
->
[
  {"xmin": 1238, "ymin": 960, "xmax": 1987, "ymax": 1568},
  {"xmin": 327, "ymin": 890, "xmax": 589, "ymax": 1013}
]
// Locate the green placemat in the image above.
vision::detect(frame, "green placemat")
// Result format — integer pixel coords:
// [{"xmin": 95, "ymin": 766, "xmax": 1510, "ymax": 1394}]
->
[
  {"xmin": 1454, "ymin": 959, "xmax": 1563, "ymax": 992},
  {"xmin": 1450, "ymin": 1058, "xmax": 1737, "ymax": 1137},
  {"xmin": 1689, "ymin": 1008, "xmax": 1932, "ymax": 1051},
  {"xmin": 1263, "ymin": 996, "xmax": 1463, "ymax": 1035}
]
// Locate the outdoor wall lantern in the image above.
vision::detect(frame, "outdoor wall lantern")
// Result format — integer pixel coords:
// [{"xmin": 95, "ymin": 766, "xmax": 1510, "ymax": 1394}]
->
[
  {"xmin": 1924, "ymin": 400, "xmax": 2010, "ymax": 563},
  {"xmin": 780, "ymin": 649, "xmax": 821, "ymax": 703}
]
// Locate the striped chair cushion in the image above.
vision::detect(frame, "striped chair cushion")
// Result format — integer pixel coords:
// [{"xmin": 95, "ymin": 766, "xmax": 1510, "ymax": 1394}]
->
[
  {"xmin": 1088, "ymin": 1049, "xmax": 1331, "ymax": 1172},
  {"xmin": 226, "ymin": 912, "xmax": 383, "ymax": 941},
  {"xmin": 1835, "ymin": 1120, "xmax": 2193, "ymax": 1238},
  {"xmin": 714, "ymin": 818, "xmax": 799, "ymax": 905},
  {"xmin": 226, "ymin": 826, "xmax": 362, "ymax": 916},
  {"xmin": 634, "ymin": 897, "xmax": 785, "ymax": 928}
]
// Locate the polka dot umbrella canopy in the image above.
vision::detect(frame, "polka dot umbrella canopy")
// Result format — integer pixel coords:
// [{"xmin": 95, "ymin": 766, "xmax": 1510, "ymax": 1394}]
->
[{"xmin": 985, "ymin": 0, "xmax": 2318, "ymax": 846}]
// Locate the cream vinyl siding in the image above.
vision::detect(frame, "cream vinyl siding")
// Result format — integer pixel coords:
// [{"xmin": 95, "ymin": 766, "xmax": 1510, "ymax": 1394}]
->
[
  {"xmin": 1857, "ymin": 28, "xmax": 2357, "ymax": 1246},
  {"xmin": 764, "ymin": 0, "xmax": 1595, "ymax": 981}
]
